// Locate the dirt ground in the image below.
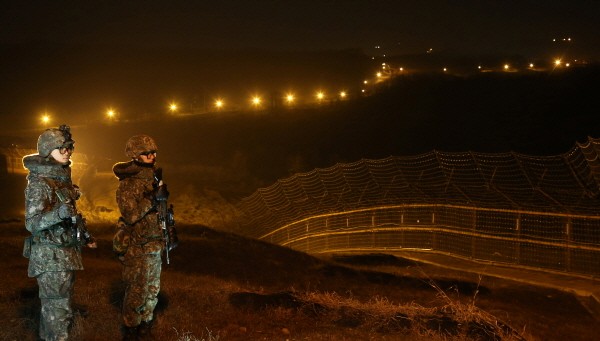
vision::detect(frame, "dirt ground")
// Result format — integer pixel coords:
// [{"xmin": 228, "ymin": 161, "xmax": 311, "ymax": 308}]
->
[{"xmin": 2, "ymin": 223, "xmax": 599, "ymax": 340}]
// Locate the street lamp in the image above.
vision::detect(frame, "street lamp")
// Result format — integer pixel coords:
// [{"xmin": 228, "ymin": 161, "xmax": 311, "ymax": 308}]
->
[
  {"xmin": 316, "ymin": 91, "xmax": 325, "ymax": 102},
  {"xmin": 41, "ymin": 114, "xmax": 51, "ymax": 125},
  {"xmin": 285, "ymin": 93, "xmax": 295, "ymax": 104},
  {"xmin": 214, "ymin": 99, "xmax": 224, "ymax": 110},
  {"xmin": 339, "ymin": 91, "xmax": 347, "ymax": 99},
  {"xmin": 251, "ymin": 96, "xmax": 261, "ymax": 107},
  {"xmin": 169, "ymin": 103, "xmax": 178, "ymax": 113}
]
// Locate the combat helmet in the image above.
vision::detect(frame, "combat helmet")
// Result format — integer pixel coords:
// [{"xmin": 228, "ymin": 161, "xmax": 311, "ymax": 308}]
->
[
  {"xmin": 37, "ymin": 124, "xmax": 75, "ymax": 157},
  {"xmin": 125, "ymin": 134, "xmax": 158, "ymax": 158}
]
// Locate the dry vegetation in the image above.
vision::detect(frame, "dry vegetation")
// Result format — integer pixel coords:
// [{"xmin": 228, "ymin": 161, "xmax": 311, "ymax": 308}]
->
[{"xmin": 1, "ymin": 222, "xmax": 598, "ymax": 341}]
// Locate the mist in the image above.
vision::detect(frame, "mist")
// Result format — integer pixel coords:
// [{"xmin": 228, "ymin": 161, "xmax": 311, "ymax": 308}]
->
[{"xmin": 1, "ymin": 62, "xmax": 599, "ymax": 229}]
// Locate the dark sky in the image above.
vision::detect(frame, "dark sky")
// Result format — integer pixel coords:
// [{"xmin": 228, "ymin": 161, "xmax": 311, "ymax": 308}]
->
[
  {"xmin": 2, "ymin": 1, "xmax": 599, "ymax": 56},
  {"xmin": 1, "ymin": 1, "xmax": 599, "ymax": 132}
]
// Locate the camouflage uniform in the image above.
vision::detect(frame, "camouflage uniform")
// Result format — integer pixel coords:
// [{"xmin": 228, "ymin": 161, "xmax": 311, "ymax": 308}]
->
[
  {"xmin": 23, "ymin": 126, "xmax": 83, "ymax": 341},
  {"xmin": 113, "ymin": 135, "xmax": 164, "ymax": 330}
]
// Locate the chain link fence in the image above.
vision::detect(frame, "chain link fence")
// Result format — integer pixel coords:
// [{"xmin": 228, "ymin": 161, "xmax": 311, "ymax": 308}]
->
[{"xmin": 239, "ymin": 137, "xmax": 600, "ymax": 277}]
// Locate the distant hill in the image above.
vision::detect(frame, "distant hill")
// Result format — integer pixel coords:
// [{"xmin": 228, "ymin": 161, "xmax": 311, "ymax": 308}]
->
[{"xmin": 1, "ymin": 67, "xmax": 598, "ymax": 223}]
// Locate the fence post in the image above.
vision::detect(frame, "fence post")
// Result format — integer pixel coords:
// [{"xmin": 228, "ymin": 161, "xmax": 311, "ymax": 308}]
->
[
  {"xmin": 565, "ymin": 217, "xmax": 572, "ymax": 272},
  {"xmin": 515, "ymin": 213, "xmax": 521, "ymax": 265},
  {"xmin": 432, "ymin": 211, "xmax": 437, "ymax": 250},
  {"xmin": 371, "ymin": 213, "xmax": 376, "ymax": 248},
  {"xmin": 400, "ymin": 209, "xmax": 405, "ymax": 248},
  {"xmin": 305, "ymin": 221, "xmax": 309, "ymax": 253},
  {"xmin": 325, "ymin": 217, "xmax": 329, "ymax": 250},
  {"xmin": 471, "ymin": 208, "xmax": 477, "ymax": 259}
]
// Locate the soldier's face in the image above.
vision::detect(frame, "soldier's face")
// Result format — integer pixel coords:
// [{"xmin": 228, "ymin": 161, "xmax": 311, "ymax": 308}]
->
[
  {"xmin": 50, "ymin": 147, "xmax": 72, "ymax": 164},
  {"xmin": 138, "ymin": 151, "xmax": 156, "ymax": 164}
]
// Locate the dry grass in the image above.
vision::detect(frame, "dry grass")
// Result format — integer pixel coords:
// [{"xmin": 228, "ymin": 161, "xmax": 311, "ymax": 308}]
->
[{"xmin": 1, "ymin": 222, "xmax": 597, "ymax": 340}]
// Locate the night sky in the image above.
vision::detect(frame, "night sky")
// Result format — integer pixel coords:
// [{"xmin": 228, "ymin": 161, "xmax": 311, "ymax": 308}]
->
[
  {"xmin": 1, "ymin": 1, "xmax": 599, "ymax": 130},
  {"xmin": 2, "ymin": 1, "xmax": 599, "ymax": 54}
]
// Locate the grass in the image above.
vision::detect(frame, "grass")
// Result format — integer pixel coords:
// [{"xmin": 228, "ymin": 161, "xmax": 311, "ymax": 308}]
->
[{"xmin": 1, "ymin": 222, "xmax": 598, "ymax": 340}]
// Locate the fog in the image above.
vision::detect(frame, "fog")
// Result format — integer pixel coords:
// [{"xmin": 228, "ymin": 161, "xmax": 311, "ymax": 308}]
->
[{"xmin": 2, "ymin": 66, "xmax": 599, "ymax": 229}]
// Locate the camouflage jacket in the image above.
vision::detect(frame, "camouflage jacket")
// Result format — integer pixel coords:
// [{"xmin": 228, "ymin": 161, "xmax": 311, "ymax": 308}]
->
[
  {"xmin": 22, "ymin": 154, "xmax": 83, "ymax": 278},
  {"xmin": 113, "ymin": 160, "xmax": 163, "ymax": 255}
]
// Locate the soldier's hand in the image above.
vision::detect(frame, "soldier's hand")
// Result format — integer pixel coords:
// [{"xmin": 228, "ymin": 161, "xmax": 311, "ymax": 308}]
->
[
  {"xmin": 154, "ymin": 184, "xmax": 169, "ymax": 201},
  {"xmin": 57, "ymin": 203, "xmax": 76, "ymax": 219}
]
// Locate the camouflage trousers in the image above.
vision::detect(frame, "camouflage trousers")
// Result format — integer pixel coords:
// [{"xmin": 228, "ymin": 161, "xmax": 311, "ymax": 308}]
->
[
  {"xmin": 36, "ymin": 271, "xmax": 75, "ymax": 341},
  {"xmin": 122, "ymin": 252, "xmax": 162, "ymax": 327}
]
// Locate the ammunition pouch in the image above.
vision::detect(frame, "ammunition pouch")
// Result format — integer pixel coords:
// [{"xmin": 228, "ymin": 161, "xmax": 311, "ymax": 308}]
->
[
  {"xmin": 112, "ymin": 218, "xmax": 131, "ymax": 256},
  {"xmin": 23, "ymin": 236, "xmax": 33, "ymax": 259}
]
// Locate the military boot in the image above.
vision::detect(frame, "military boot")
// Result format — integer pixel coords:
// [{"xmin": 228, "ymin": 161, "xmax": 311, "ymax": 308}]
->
[
  {"xmin": 122, "ymin": 326, "xmax": 138, "ymax": 341},
  {"xmin": 137, "ymin": 321, "xmax": 155, "ymax": 341}
]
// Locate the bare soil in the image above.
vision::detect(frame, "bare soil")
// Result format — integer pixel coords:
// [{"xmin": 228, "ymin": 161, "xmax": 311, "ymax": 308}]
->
[{"xmin": 1, "ymin": 223, "xmax": 598, "ymax": 340}]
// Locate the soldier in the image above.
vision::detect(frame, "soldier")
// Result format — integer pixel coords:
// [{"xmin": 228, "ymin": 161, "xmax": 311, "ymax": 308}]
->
[
  {"xmin": 112, "ymin": 134, "xmax": 169, "ymax": 341},
  {"xmin": 23, "ymin": 124, "xmax": 96, "ymax": 341}
]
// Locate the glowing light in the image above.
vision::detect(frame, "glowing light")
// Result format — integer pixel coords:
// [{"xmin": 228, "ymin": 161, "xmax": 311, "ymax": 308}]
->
[
  {"xmin": 363, "ymin": 80, "xmax": 368, "ymax": 84},
  {"xmin": 399, "ymin": 67, "xmax": 403, "ymax": 71},
  {"xmin": 504, "ymin": 64, "xmax": 510, "ymax": 70},
  {"xmin": 214, "ymin": 99, "xmax": 224, "ymax": 109},
  {"xmin": 566, "ymin": 63, "xmax": 570, "ymax": 67},
  {"xmin": 339, "ymin": 91, "xmax": 347, "ymax": 99},
  {"xmin": 376, "ymin": 72, "xmax": 382, "ymax": 77},
  {"xmin": 41, "ymin": 114, "xmax": 50, "ymax": 124},
  {"xmin": 443, "ymin": 68, "xmax": 447, "ymax": 72},
  {"xmin": 554, "ymin": 59, "xmax": 562, "ymax": 66},
  {"xmin": 169, "ymin": 103, "xmax": 178, "ymax": 112},
  {"xmin": 316, "ymin": 92, "xmax": 325, "ymax": 101},
  {"xmin": 285, "ymin": 93, "xmax": 295, "ymax": 103},
  {"xmin": 106, "ymin": 109, "xmax": 115, "ymax": 118},
  {"xmin": 529, "ymin": 63, "xmax": 534, "ymax": 68},
  {"xmin": 251, "ymin": 96, "xmax": 261, "ymax": 106}
]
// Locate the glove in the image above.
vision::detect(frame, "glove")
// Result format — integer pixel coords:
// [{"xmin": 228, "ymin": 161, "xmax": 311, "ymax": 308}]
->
[
  {"xmin": 57, "ymin": 203, "xmax": 76, "ymax": 219},
  {"xmin": 154, "ymin": 184, "xmax": 169, "ymax": 201}
]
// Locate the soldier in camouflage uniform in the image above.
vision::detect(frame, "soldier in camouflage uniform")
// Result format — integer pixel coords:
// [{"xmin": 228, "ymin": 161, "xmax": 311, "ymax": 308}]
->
[
  {"xmin": 113, "ymin": 134, "xmax": 168, "ymax": 341},
  {"xmin": 23, "ymin": 125, "xmax": 96, "ymax": 341}
]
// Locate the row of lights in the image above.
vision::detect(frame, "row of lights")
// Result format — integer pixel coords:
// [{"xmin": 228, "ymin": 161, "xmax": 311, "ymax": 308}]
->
[
  {"xmin": 166, "ymin": 90, "xmax": 349, "ymax": 113},
  {"xmin": 379, "ymin": 57, "xmax": 572, "ymax": 75},
  {"xmin": 40, "ymin": 90, "xmax": 351, "ymax": 124},
  {"xmin": 38, "ymin": 56, "xmax": 575, "ymax": 124}
]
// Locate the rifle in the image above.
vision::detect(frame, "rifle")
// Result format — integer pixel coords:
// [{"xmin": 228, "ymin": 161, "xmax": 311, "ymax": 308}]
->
[
  {"xmin": 55, "ymin": 188, "xmax": 95, "ymax": 246},
  {"xmin": 154, "ymin": 168, "xmax": 178, "ymax": 264}
]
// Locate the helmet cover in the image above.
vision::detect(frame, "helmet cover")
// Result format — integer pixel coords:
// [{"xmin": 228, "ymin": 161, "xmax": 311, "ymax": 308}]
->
[
  {"xmin": 37, "ymin": 124, "xmax": 74, "ymax": 157},
  {"xmin": 125, "ymin": 134, "xmax": 158, "ymax": 158}
]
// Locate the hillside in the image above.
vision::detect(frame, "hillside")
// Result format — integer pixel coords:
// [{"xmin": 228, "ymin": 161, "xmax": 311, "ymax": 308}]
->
[
  {"xmin": 1, "ymin": 223, "xmax": 598, "ymax": 340},
  {"xmin": 2, "ymin": 68, "xmax": 599, "ymax": 224}
]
